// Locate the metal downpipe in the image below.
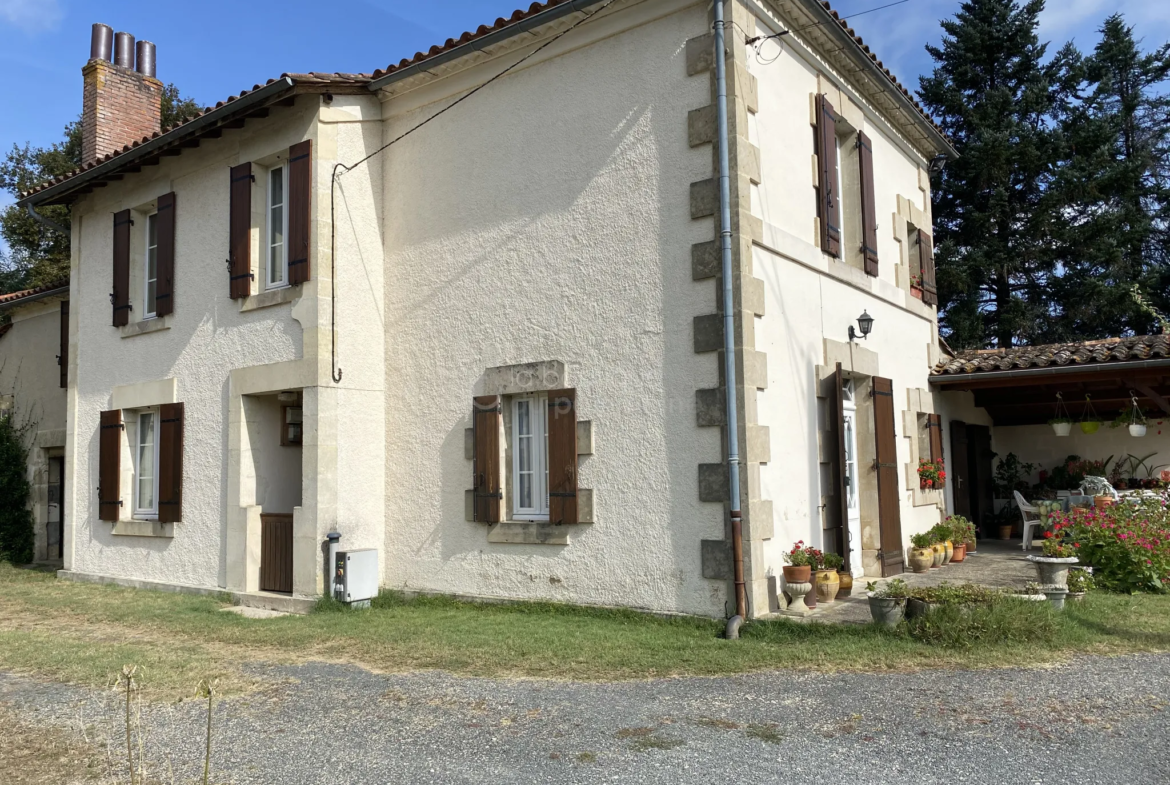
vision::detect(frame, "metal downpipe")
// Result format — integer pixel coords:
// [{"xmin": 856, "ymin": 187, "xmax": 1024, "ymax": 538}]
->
[
  {"xmin": 713, "ymin": 0, "xmax": 746, "ymax": 623},
  {"xmin": 26, "ymin": 203, "xmax": 69, "ymax": 236}
]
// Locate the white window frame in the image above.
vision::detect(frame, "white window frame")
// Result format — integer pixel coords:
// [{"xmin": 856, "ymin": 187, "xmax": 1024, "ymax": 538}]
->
[
  {"xmin": 836, "ymin": 134, "xmax": 848, "ymax": 257},
  {"xmin": 266, "ymin": 164, "xmax": 289, "ymax": 290},
  {"xmin": 511, "ymin": 393, "xmax": 549, "ymax": 521},
  {"xmin": 143, "ymin": 211, "xmax": 159, "ymax": 320},
  {"xmin": 134, "ymin": 408, "xmax": 161, "ymax": 519}
]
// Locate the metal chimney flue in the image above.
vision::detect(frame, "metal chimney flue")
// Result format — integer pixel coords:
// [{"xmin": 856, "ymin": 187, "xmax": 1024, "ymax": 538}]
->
[
  {"xmin": 136, "ymin": 40, "xmax": 156, "ymax": 77},
  {"xmin": 90, "ymin": 23, "xmax": 113, "ymax": 62},
  {"xmin": 113, "ymin": 31, "xmax": 135, "ymax": 69}
]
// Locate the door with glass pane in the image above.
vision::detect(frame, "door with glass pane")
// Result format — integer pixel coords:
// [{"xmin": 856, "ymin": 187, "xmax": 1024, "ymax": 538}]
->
[{"xmin": 842, "ymin": 380, "xmax": 862, "ymax": 574}]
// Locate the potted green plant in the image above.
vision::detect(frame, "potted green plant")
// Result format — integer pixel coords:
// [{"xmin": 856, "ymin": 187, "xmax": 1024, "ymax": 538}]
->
[
  {"xmin": 1067, "ymin": 568, "xmax": 1093, "ymax": 601},
  {"xmin": 782, "ymin": 541, "xmax": 817, "ymax": 614},
  {"xmin": 909, "ymin": 532, "xmax": 933, "ymax": 573},
  {"xmin": 947, "ymin": 515, "xmax": 977, "ymax": 555},
  {"xmin": 1079, "ymin": 394, "xmax": 1101, "ymax": 434},
  {"xmin": 866, "ymin": 578, "xmax": 909, "ymax": 627},
  {"xmin": 931, "ymin": 522, "xmax": 954, "ymax": 565},
  {"xmin": 1049, "ymin": 416, "xmax": 1073, "ymax": 437},
  {"xmin": 815, "ymin": 551, "xmax": 844, "ymax": 604}
]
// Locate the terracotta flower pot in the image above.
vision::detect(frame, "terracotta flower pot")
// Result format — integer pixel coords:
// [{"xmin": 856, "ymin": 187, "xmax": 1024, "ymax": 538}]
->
[
  {"xmin": 1094, "ymin": 495, "xmax": 1114, "ymax": 510},
  {"xmin": 783, "ymin": 565, "xmax": 811, "ymax": 583},
  {"xmin": 999, "ymin": 524, "xmax": 1013, "ymax": 540},
  {"xmin": 951, "ymin": 543, "xmax": 967, "ymax": 562},
  {"xmin": 815, "ymin": 569, "xmax": 840, "ymax": 604},
  {"xmin": 910, "ymin": 286, "xmax": 923, "ymax": 300},
  {"xmin": 965, "ymin": 537, "xmax": 977, "ymax": 555},
  {"xmin": 909, "ymin": 547, "xmax": 933, "ymax": 573},
  {"xmin": 942, "ymin": 540, "xmax": 954, "ymax": 565}
]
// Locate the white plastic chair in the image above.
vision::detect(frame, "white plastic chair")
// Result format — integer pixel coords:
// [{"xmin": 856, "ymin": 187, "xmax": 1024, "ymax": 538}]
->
[{"xmin": 1013, "ymin": 490, "xmax": 1042, "ymax": 551}]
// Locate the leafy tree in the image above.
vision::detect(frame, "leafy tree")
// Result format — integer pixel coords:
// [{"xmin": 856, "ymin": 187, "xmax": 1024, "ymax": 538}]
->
[
  {"xmin": 0, "ymin": 83, "xmax": 203, "ymax": 293},
  {"xmin": 0, "ymin": 414, "xmax": 34, "ymax": 564},
  {"xmin": 919, "ymin": 0, "xmax": 1075, "ymax": 349},
  {"xmin": 1048, "ymin": 15, "xmax": 1170, "ymax": 339}
]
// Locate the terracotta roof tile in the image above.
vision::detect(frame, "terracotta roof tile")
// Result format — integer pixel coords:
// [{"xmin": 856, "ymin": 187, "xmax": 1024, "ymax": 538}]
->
[
  {"xmin": 19, "ymin": 73, "xmax": 371, "ymax": 201},
  {"xmin": 0, "ymin": 281, "xmax": 69, "ymax": 306},
  {"xmin": 931, "ymin": 335, "xmax": 1170, "ymax": 376}
]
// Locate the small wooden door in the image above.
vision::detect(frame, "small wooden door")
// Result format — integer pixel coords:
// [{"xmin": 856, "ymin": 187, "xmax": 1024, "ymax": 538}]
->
[
  {"xmin": 47, "ymin": 457, "xmax": 64, "ymax": 559},
  {"xmin": 824, "ymin": 364, "xmax": 848, "ymax": 566},
  {"xmin": 259, "ymin": 514, "xmax": 293, "ymax": 594},
  {"xmin": 950, "ymin": 420, "xmax": 972, "ymax": 519},
  {"xmin": 873, "ymin": 376, "xmax": 904, "ymax": 576}
]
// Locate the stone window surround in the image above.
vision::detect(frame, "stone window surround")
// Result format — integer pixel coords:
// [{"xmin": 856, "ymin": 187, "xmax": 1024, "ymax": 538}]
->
[
  {"xmin": 903, "ymin": 386, "xmax": 944, "ymax": 509},
  {"xmin": 108, "ymin": 377, "xmax": 178, "ymax": 538},
  {"xmin": 463, "ymin": 360, "xmax": 594, "ymax": 546}
]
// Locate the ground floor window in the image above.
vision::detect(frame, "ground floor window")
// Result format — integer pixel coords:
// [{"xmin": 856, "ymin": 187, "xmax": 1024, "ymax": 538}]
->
[
  {"xmin": 135, "ymin": 409, "xmax": 159, "ymax": 518},
  {"xmin": 512, "ymin": 394, "xmax": 549, "ymax": 520}
]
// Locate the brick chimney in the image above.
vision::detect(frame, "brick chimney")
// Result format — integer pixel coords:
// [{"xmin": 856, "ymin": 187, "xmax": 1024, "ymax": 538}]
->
[{"xmin": 82, "ymin": 23, "xmax": 162, "ymax": 166}]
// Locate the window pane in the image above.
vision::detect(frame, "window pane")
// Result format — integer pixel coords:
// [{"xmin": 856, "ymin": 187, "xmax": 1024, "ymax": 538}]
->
[
  {"xmin": 147, "ymin": 212, "xmax": 158, "ymax": 247},
  {"xmin": 269, "ymin": 167, "xmax": 284, "ymax": 285},
  {"xmin": 146, "ymin": 280, "xmax": 157, "ymax": 316},
  {"xmin": 138, "ymin": 413, "xmax": 155, "ymax": 511}
]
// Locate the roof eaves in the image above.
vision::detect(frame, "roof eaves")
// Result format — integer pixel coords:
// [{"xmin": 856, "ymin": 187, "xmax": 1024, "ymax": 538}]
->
[
  {"xmin": 18, "ymin": 77, "xmax": 296, "ymax": 207},
  {"xmin": 0, "ymin": 283, "xmax": 70, "ymax": 311},
  {"xmin": 367, "ymin": 0, "xmax": 605, "ymax": 91}
]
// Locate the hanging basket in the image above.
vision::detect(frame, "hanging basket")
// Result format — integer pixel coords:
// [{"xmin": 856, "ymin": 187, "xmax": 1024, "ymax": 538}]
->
[
  {"xmin": 1123, "ymin": 392, "xmax": 1147, "ymax": 437},
  {"xmin": 1079, "ymin": 394, "xmax": 1101, "ymax": 434},
  {"xmin": 1049, "ymin": 392, "xmax": 1073, "ymax": 436}
]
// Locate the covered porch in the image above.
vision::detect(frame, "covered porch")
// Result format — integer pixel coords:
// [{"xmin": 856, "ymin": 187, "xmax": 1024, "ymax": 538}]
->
[{"xmin": 931, "ymin": 336, "xmax": 1170, "ymax": 541}]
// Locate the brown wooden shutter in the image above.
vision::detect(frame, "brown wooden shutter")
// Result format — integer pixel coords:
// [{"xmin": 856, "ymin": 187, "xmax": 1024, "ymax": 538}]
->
[
  {"xmin": 98, "ymin": 409, "xmax": 123, "ymax": 521},
  {"xmin": 816, "ymin": 94, "xmax": 841, "ymax": 258},
  {"xmin": 158, "ymin": 402, "xmax": 184, "ymax": 523},
  {"xmin": 473, "ymin": 395, "xmax": 502, "ymax": 523},
  {"xmin": 228, "ymin": 162, "xmax": 253, "ymax": 299},
  {"xmin": 112, "ymin": 210, "xmax": 132, "ymax": 326},
  {"xmin": 547, "ymin": 388, "xmax": 578, "ymax": 525},
  {"xmin": 928, "ymin": 413, "xmax": 943, "ymax": 465},
  {"xmin": 858, "ymin": 130, "xmax": 879, "ymax": 276},
  {"xmin": 918, "ymin": 229, "xmax": 937, "ymax": 306},
  {"xmin": 872, "ymin": 377, "xmax": 903, "ymax": 576},
  {"xmin": 58, "ymin": 300, "xmax": 68, "ymax": 389},
  {"xmin": 287, "ymin": 139, "xmax": 312, "ymax": 286},
  {"xmin": 826, "ymin": 364, "xmax": 848, "ymax": 567},
  {"xmin": 155, "ymin": 192, "xmax": 176, "ymax": 316}
]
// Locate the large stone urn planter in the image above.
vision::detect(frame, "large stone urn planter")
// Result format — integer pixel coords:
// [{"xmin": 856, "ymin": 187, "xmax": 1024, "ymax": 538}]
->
[
  {"xmin": 909, "ymin": 547, "xmax": 933, "ymax": 573},
  {"xmin": 815, "ymin": 569, "xmax": 840, "ymax": 604},
  {"xmin": 1027, "ymin": 555, "xmax": 1079, "ymax": 588}
]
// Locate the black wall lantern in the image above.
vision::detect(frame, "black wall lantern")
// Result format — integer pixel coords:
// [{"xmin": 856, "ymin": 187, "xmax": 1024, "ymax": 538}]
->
[{"xmin": 849, "ymin": 310, "xmax": 874, "ymax": 342}]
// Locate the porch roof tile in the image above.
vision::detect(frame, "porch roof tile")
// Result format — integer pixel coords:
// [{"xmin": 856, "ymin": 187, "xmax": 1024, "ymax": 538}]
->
[{"xmin": 931, "ymin": 335, "xmax": 1170, "ymax": 376}]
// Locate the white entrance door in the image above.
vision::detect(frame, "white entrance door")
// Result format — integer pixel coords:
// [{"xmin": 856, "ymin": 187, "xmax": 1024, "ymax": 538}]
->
[{"xmin": 842, "ymin": 380, "xmax": 862, "ymax": 576}]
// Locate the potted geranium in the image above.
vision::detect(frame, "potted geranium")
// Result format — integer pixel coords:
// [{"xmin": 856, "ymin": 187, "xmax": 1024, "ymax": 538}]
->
[
  {"xmin": 947, "ymin": 515, "xmax": 977, "ymax": 555},
  {"xmin": 918, "ymin": 458, "xmax": 945, "ymax": 490},
  {"xmin": 909, "ymin": 532, "xmax": 933, "ymax": 573},
  {"xmin": 909, "ymin": 273, "xmax": 924, "ymax": 299},
  {"xmin": 866, "ymin": 578, "xmax": 909, "ymax": 627},
  {"xmin": 815, "ymin": 551, "xmax": 844, "ymax": 604},
  {"xmin": 1027, "ymin": 528, "xmax": 1079, "ymax": 587},
  {"xmin": 783, "ymin": 541, "xmax": 822, "ymax": 611}
]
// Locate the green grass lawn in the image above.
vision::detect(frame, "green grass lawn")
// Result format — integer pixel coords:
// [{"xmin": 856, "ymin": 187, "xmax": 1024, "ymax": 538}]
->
[{"xmin": 2, "ymin": 564, "xmax": 1169, "ymax": 701}]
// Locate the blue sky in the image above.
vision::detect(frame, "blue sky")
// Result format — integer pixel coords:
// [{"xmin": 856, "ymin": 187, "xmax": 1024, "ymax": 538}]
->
[{"xmin": 2, "ymin": 0, "xmax": 1168, "ymax": 239}]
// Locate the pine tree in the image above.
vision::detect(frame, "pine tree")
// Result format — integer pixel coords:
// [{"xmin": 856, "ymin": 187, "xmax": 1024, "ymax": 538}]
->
[
  {"xmin": 919, "ymin": 0, "xmax": 1073, "ymax": 349},
  {"xmin": 1049, "ymin": 15, "xmax": 1170, "ymax": 338}
]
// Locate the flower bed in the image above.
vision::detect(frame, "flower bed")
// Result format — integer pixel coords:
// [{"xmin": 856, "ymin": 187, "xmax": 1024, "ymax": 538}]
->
[{"xmin": 1051, "ymin": 498, "xmax": 1170, "ymax": 593}]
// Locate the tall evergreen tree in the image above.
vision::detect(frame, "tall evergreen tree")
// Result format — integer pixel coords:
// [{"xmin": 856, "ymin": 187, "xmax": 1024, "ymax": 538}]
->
[
  {"xmin": 1049, "ymin": 15, "xmax": 1170, "ymax": 338},
  {"xmin": 0, "ymin": 84, "xmax": 203, "ymax": 294},
  {"xmin": 919, "ymin": 0, "xmax": 1073, "ymax": 349}
]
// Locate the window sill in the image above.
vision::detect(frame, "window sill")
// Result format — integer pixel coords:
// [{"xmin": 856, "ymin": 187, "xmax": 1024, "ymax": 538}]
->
[
  {"xmin": 486, "ymin": 520, "xmax": 591, "ymax": 545},
  {"xmin": 111, "ymin": 519, "xmax": 175, "ymax": 538},
  {"xmin": 239, "ymin": 286, "xmax": 299, "ymax": 313},
  {"xmin": 120, "ymin": 316, "xmax": 171, "ymax": 339}
]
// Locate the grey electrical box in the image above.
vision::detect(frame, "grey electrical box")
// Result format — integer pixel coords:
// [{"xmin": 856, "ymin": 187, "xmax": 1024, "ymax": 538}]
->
[{"xmin": 334, "ymin": 548, "xmax": 378, "ymax": 608}]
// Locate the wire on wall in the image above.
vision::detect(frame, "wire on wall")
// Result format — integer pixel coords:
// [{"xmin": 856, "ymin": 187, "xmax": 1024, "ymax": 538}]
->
[{"xmin": 328, "ymin": 0, "xmax": 620, "ymax": 384}]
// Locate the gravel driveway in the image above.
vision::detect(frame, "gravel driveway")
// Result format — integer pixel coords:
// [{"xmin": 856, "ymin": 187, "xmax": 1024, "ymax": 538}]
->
[{"xmin": 4, "ymin": 654, "xmax": 1169, "ymax": 784}]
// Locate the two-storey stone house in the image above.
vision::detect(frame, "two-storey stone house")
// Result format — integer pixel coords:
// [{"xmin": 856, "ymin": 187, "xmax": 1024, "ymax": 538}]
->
[{"xmin": 17, "ymin": 0, "xmax": 954, "ymax": 618}]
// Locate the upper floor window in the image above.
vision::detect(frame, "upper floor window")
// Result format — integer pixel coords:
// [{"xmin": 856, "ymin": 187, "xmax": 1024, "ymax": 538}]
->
[
  {"xmin": 144, "ymin": 212, "xmax": 158, "ymax": 319},
  {"xmin": 267, "ymin": 165, "xmax": 288, "ymax": 289}
]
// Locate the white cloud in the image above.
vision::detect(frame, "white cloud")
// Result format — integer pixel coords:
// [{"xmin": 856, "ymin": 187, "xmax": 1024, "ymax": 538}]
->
[{"xmin": 0, "ymin": 0, "xmax": 63, "ymax": 34}]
